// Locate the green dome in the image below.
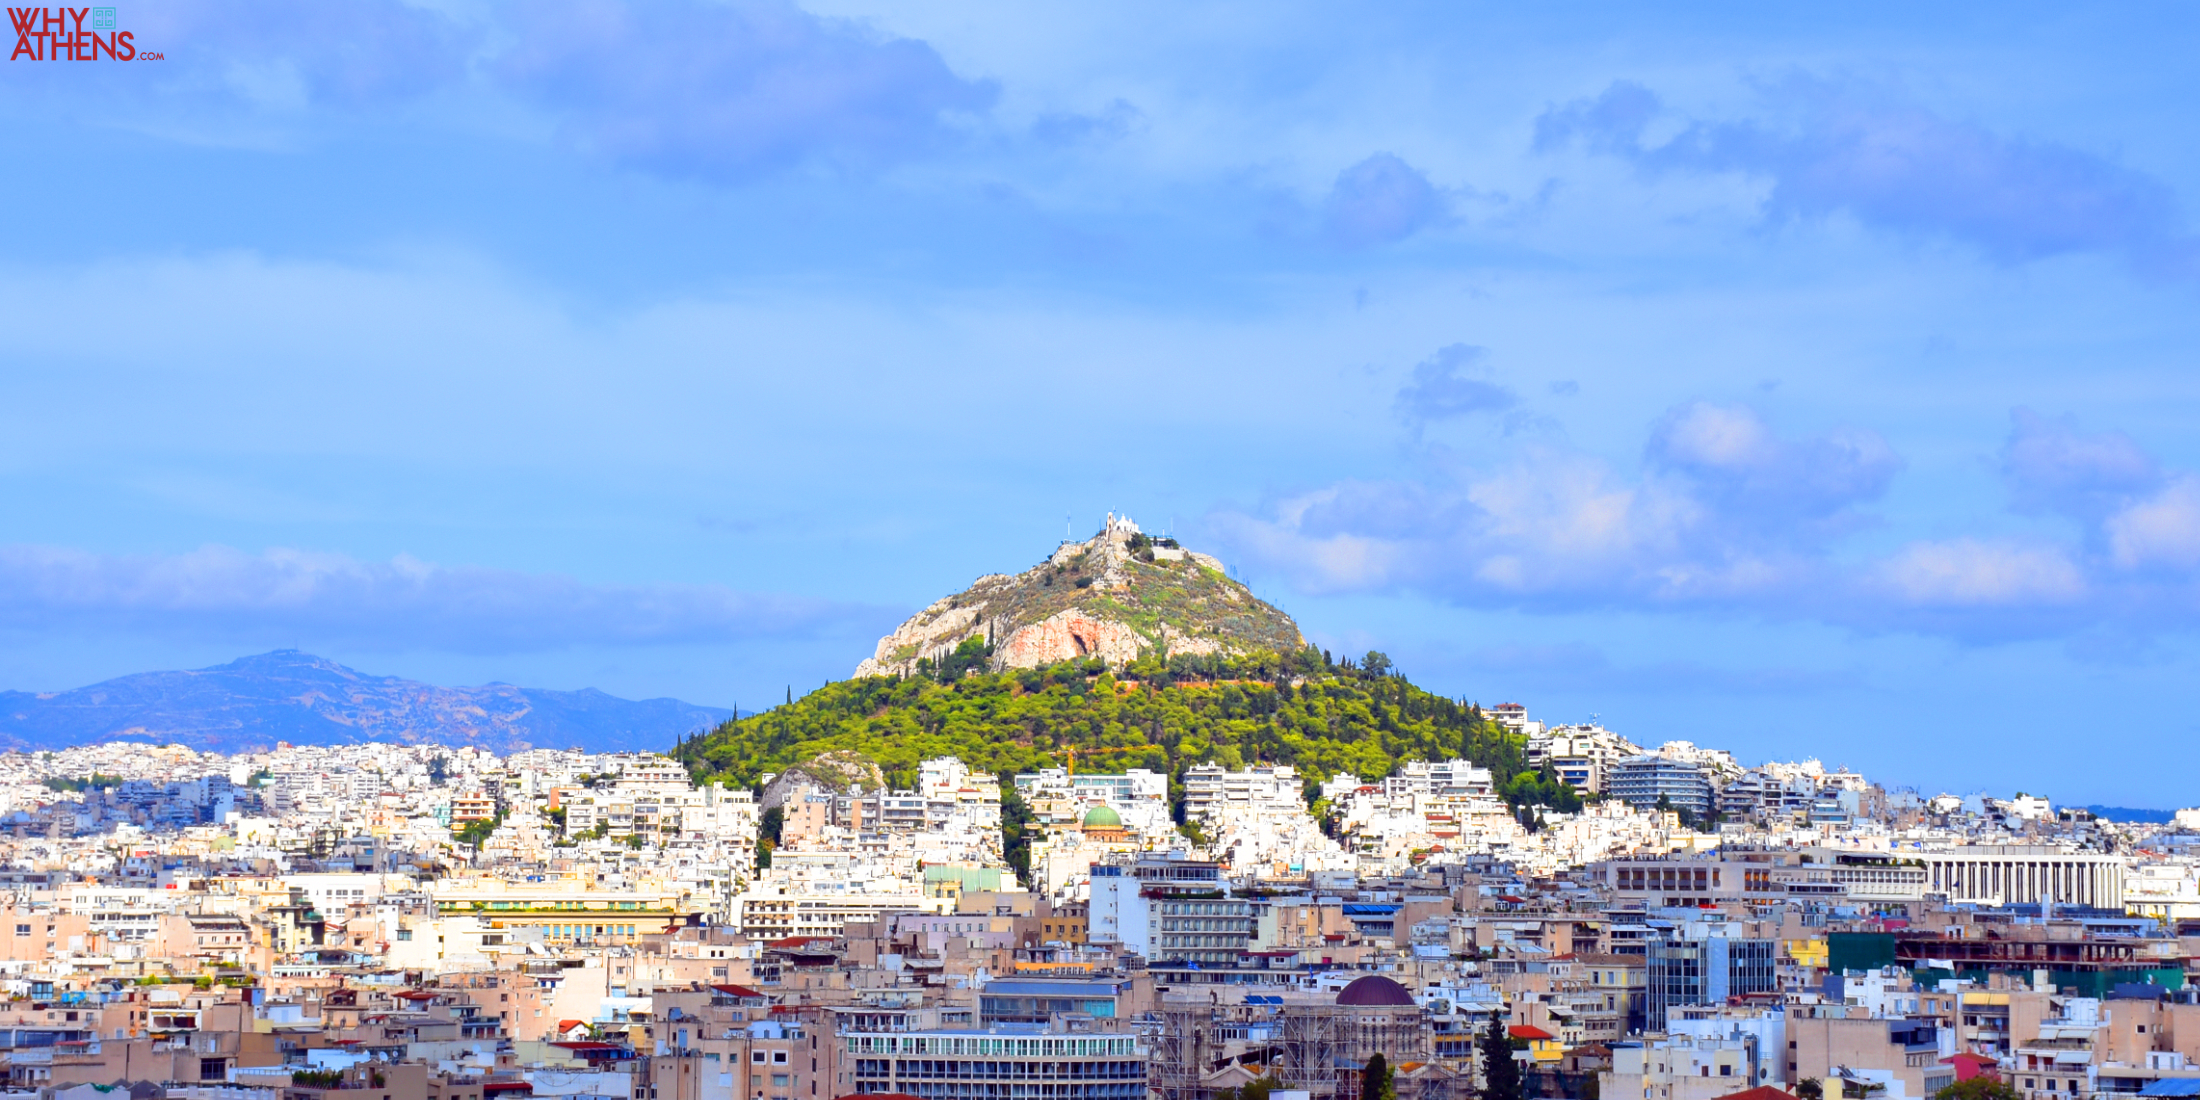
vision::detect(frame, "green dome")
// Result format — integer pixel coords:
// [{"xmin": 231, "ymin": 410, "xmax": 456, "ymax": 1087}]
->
[{"xmin": 1082, "ymin": 805, "xmax": 1122, "ymax": 828}]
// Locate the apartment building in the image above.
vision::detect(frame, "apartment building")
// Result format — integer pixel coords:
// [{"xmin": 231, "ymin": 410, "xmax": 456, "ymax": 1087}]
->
[
  {"xmin": 1647, "ymin": 933, "xmax": 1778, "ymax": 1028},
  {"xmin": 1528, "ymin": 726, "xmax": 1642, "ymax": 795},
  {"xmin": 1608, "ymin": 757, "xmax": 1714, "ymax": 819},
  {"xmin": 1086, "ymin": 857, "xmax": 1255, "ymax": 975},
  {"xmin": 1182, "ymin": 764, "xmax": 1303, "ymax": 821},
  {"xmin": 1785, "ymin": 1008, "xmax": 1952, "ymax": 1100},
  {"xmin": 1599, "ymin": 849, "xmax": 1930, "ymax": 908}
]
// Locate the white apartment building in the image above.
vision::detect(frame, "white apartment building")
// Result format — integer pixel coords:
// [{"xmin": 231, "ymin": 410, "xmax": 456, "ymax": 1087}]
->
[
  {"xmin": 1527, "ymin": 725, "xmax": 1641, "ymax": 794},
  {"xmin": 1384, "ymin": 759, "xmax": 1496, "ymax": 801},
  {"xmin": 1182, "ymin": 763, "xmax": 1303, "ymax": 821}
]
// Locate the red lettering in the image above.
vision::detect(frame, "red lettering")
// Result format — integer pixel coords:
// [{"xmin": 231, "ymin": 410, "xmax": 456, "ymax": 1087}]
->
[
  {"xmin": 6, "ymin": 9, "xmax": 38, "ymax": 35},
  {"xmin": 114, "ymin": 27, "xmax": 129, "ymax": 59},
  {"xmin": 65, "ymin": 6, "xmax": 82, "ymax": 32},
  {"xmin": 39, "ymin": 8, "xmax": 62, "ymax": 33},
  {"xmin": 8, "ymin": 33, "xmax": 30, "ymax": 59},
  {"xmin": 89, "ymin": 28, "xmax": 109, "ymax": 58}
]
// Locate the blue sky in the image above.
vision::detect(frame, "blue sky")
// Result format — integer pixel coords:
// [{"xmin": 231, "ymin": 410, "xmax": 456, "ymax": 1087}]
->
[{"xmin": 4, "ymin": 1, "xmax": 2199, "ymax": 804}]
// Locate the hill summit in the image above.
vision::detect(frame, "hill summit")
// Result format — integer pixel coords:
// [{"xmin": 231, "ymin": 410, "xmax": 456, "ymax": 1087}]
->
[{"xmin": 854, "ymin": 514, "xmax": 1306, "ymax": 678}]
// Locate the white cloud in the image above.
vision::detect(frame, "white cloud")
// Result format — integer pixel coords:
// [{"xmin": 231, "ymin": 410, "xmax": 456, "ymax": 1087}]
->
[
  {"xmin": 1322, "ymin": 153, "xmax": 1446, "ymax": 248},
  {"xmin": 1874, "ymin": 539, "xmax": 2089, "ymax": 607},
  {"xmin": 1651, "ymin": 401, "xmax": 1774, "ymax": 469},
  {"xmin": 1203, "ymin": 399, "xmax": 2200, "ymax": 640},
  {"xmin": 2001, "ymin": 407, "xmax": 2161, "ymax": 518},
  {"xmin": 1210, "ymin": 435, "xmax": 1810, "ymax": 612},
  {"xmin": 0, "ymin": 543, "xmax": 873, "ymax": 653},
  {"xmin": 2107, "ymin": 477, "xmax": 2200, "ymax": 571},
  {"xmin": 1537, "ymin": 75, "xmax": 2199, "ymax": 277}
]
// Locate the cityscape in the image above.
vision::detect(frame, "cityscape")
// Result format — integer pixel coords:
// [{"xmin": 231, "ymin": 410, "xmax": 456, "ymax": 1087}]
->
[
  {"xmin": 0, "ymin": 695, "xmax": 2189, "ymax": 1100},
  {"xmin": 7, "ymin": 8, "xmax": 2197, "ymax": 1100}
]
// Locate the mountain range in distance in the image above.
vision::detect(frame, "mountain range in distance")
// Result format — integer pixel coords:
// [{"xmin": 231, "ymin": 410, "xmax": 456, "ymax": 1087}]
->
[
  {"xmin": 0, "ymin": 650, "xmax": 732, "ymax": 755},
  {"xmin": 2082, "ymin": 805, "xmax": 2178, "ymax": 824}
]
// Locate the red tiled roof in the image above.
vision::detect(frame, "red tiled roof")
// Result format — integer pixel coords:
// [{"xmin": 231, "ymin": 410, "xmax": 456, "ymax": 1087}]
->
[{"xmin": 1714, "ymin": 1087, "xmax": 1798, "ymax": 1100}]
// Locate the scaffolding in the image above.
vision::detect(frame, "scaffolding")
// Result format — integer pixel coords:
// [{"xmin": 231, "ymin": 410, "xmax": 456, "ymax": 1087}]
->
[
  {"xmin": 1152, "ymin": 1004, "xmax": 1218, "ymax": 1100},
  {"xmin": 1151, "ymin": 1001, "xmax": 1427, "ymax": 1100},
  {"xmin": 1278, "ymin": 1004, "xmax": 1344, "ymax": 1100}
]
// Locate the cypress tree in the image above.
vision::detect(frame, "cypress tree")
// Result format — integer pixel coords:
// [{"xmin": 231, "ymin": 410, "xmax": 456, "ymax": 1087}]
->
[
  {"xmin": 1361, "ymin": 1053, "xmax": 1395, "ymax": 1100},
  {"xmin": 1480, "ymin": 1014, "xmax": 1522, "ymax": 1100}
]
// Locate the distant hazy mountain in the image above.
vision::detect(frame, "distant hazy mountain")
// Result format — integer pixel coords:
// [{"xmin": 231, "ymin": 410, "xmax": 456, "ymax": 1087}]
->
[
  {"xmin": 2083, "ymin": 805, "xmax": 2176, "ymax": 824},
  {"xmin": 0, "ymin": 651, "xmax": 731, "ymax": 755}
]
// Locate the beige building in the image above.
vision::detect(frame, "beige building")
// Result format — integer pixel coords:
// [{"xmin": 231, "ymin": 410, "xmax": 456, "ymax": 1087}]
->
[{"xmin": 1786, "ymin": 1006, "xmax": 1953, "ymax": 1099}]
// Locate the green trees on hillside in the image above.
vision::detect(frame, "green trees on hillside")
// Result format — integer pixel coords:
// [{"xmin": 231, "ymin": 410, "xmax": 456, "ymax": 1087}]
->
[
  {"xmin": 42, "ymin": 774, "xmax": 121, "ymax": 793},
  {"xmin": 916, "ymin": 636, "xmax": 995, "ymax": 683},
  {"xmin": 453, "ymin": 812, "xmax": 503, "ymax": 848},
  {"xmin": 673, "ymin": 650, "xmax": 1581, "ymax": 812},
  {"xmin": 999, "ymin": 780, "xmax": 1036, "ymax": 884},
  {"xmin": 756, "ymin": 805, "xmax": 784, "ymax": 870}
]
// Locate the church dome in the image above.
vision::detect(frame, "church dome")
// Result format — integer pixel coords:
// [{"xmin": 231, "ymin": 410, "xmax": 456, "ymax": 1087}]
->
[
  {"xmin": 1082, "ymin": 805, "xmax": 1123, "ymax": 828},
  {"xmin": 1335, "ymin": 975, "xmax": 1415, "ymax": 1006}
]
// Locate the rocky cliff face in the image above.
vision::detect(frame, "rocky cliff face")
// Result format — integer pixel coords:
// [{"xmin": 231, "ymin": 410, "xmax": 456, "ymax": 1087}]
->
[{"xmin": 854, "ymin": 515, "xmax": 1305, "ymax": 678}]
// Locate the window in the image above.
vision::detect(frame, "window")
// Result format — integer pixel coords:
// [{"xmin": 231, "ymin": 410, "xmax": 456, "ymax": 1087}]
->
[
  {"xmin": 396, "ymin": 929, "xmax": 413, "ymax": 941},
  {"xmin": 13, "ymin": 925, "xmax": 26, "ymax": 936},
  {"xmin": 773, "ymin": 1052, "xmax": 789, "ymax": 1064}
]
